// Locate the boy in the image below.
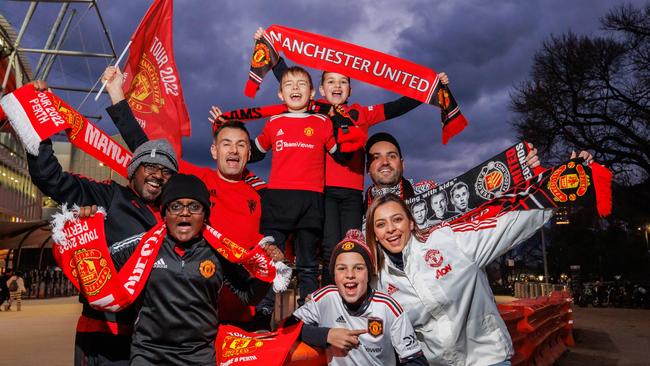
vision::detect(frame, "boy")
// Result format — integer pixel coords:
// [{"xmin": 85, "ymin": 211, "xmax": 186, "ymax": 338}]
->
[
  {"xmin": 248, "ymin": 66, "xmax": 351, "ymax": 322},
  {"xmin": 292, "ymin": 230, "xmax": 427, "ymax": 365}
]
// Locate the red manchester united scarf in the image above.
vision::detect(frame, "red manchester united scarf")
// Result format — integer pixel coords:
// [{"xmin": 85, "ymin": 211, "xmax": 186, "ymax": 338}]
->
[
  {"xmin": 0, "ymin": 85, "xmax": 132, "ymax": 178},
  {"xmin": 245, "ymin": 25, "xmax": 468, "ymax": 144},
  {"xmin": 51, "ymin": 206, "xmax": 291, "ymax": 312},
  {"xmin": 403, "ymin": 142, "xmax": 612, "ymax": 234}
]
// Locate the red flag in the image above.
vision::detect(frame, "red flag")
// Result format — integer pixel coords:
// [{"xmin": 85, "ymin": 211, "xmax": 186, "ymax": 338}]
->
[{"xmin": 122, "ymin": 0, "xmax": 191, "ymax": 155}]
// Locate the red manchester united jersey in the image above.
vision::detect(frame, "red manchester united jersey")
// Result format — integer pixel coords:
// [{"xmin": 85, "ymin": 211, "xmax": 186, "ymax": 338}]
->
[
  {"xmin": 326, "ymin": 103, "xmax": 386, "ymax": 190},
  {"xmin": 179, "ymin": 161, "xmax": 263, "ymax": 248},
  {"xmin": 255, "ymin": 112, "xmax": 337, "ymax": 193}
]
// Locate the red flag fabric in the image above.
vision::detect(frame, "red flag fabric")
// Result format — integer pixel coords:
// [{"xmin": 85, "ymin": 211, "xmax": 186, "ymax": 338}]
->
[{"xmin": 123, "ymin": 0, "xmax": 191, "ymax": 155}]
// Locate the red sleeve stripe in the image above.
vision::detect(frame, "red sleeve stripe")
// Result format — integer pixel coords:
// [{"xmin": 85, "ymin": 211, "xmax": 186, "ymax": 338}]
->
[
  {"xmin": 312, "ymin": 285, "xmax": 338, "ymax": 302},
  {"xmin": 373, "ymin": 291, "xmax": 404, "ymax": 312},
  {"xmin": 371, "ymin": 298, "xmax": 401, "ymax": 317}
]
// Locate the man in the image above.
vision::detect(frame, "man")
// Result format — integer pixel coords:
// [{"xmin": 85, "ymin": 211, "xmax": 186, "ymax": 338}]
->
[
  {"xmin": 429, "ymin": 189, "xmax": 449, "ymax": 224},
  {"xmin": 28, "ymin": 131, "xmax": 178, "ymax": 363},
  {"xmin": 449, "ymin": 181, "xmax": 472, "ymax": 214},
  {"xmin": 411, "ymin": 200, "xmax": 435, "ymax": 229},
  {"xmin": 364, "ymin": 132, "xmax": 437, "ymax": 207},
  {"xmin": 102, "ymin": 66, "xmax": 267, "ymax": 327}
]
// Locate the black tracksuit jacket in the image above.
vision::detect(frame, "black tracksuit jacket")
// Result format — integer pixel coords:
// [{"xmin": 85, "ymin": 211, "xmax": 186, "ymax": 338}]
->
[{"xmin": 111, "ymin": 233, "xmax": 270, "ymax": 365}]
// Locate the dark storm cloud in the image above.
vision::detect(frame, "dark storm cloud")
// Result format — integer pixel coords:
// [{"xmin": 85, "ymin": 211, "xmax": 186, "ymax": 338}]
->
[{"xmin": 2, "ymin": 0, "xmax": 645, "ymax": 184}]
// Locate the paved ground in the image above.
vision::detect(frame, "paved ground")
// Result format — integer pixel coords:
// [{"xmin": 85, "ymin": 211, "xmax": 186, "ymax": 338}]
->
[
  {"xmin": 1, "ymin": 297, "xmax": 649, "ymax": 365},
  {"xmin": 557, "ymin": 306, "xmax": 650, "ymax": 366}
]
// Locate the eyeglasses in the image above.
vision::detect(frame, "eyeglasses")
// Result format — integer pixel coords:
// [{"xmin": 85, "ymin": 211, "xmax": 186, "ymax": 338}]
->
[
  {"xmin": 142, "ymin": 163, "xmax": 174, "ymax": 178},
  {"xmin": 167, "ymin": 201, "xmax": 204, "ymax": 215}
]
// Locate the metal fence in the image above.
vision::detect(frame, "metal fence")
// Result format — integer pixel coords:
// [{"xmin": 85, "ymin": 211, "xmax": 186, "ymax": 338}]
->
[{"xmin": 514, "ymin": 282, "xmax": 569, "ymax": 298}]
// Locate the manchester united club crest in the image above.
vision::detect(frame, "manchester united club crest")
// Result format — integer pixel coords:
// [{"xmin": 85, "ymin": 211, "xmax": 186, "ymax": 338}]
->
[
  {"xmin": 341, "ymin": 241, "xmax": 355, "ymax": 251},
  {"xmin": 54, "ymin": 99, "xmax": 84, "ymax": 141},
  {"xmin": 424, "ymin": 249, "xmax": 444, "ymax": 268},
  {"xmin": 127, "ymin": 53, "xmax": 164, "ymax": 114},
  {"xmin": 304, "ymin": 127, "xmax": 314, "ymax": 137},
  {"xmin": 367, "ymin": 317, "xmax": 384, "ymax": 337},
  {"xmin": 251, "ymin": 43, "xmax": 272, "ymax": 68},
  {"xmin": 475, "ymin": 161, "xmax": 511, "ymax": 200},
  {"xmin": 199, "ymin": 259, "xmax": 216, "ymax": 279},
  {"xmin": 437, "ymin": 87, "xmax": 450, "ymax": 110},
  {"xmin": 547, "ymin": 161, "xmax": 591, "ymax": 203},
  {"xmin": 222, "ymin": 335, "xmax": 264, "ymax": 358},
  {"xmin": 70, "ymin": 248, "xmax": 111, "ymax": 296}
]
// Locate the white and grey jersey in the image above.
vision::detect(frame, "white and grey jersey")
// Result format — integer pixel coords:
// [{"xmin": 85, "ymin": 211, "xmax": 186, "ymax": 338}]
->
[{"xmin": 293, "ymin": 286, "xmax": 423, "ymax": 366}]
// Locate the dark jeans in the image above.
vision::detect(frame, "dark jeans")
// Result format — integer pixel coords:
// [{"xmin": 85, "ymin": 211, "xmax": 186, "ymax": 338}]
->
[
  {"xmin": 74, "ymin": 332, "xmax": 131, "ymax": 366},
  {"xmin": 321, "ymin": 186, "xmax": 364, "ymax": 285},
  {"xmin": 257, "ymin": 189, "xmax": 324, "ymax": 313},
  {"xmin": 256, "ymin": 228, "xmax": 321, "ymax": 313}
]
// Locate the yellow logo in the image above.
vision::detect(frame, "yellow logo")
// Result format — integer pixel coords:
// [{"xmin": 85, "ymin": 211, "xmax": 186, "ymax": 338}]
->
[
  {"xmin": 368, "ymin": 318, "xmax": 383, "ymax": 337},
  {"xmin": 127, "ymin": 53, "xmax": 164, "ymax": 114},
  {"xmin": 304, "ymin": 127, "xmax": 314, "ymax": 137},
  {"xmin": 341, "ymin": 241, "xmax": 355, "ymax": 251},
  {"xmin": 70, "ymin": 248, "xmax": 111, "ymax": 296},
  {"xmin": 199, "ymin": 260, "xmax": 216, "ymax": 279},
  {"xmin": 54, "ymin": 99, "xmax": 85, "ymax": 141},
  {"xmin": 222, "ymin": 335, "xmax": 264, "ymax": 358},
  {"xmin": 251, "ymin": 43, "xmax": 271, "ymax": 68}
]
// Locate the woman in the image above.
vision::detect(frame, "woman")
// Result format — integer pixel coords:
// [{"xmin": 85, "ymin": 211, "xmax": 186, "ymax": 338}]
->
[{"xmin": 365, "ymin": 193, "xmax": 552, "ymax": 365}]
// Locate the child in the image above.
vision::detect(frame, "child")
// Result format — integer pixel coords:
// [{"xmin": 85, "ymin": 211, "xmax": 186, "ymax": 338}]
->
[
  {"xmin": 292, "ymin": 230, "xmax": 427, "ymax": 365},
  {"xmin": 253, "ymin": 28, "xmax": 449, "ymax": 285},
  {"xmin": 217, "ymin": 66, "xmax": 351, "ymax": 323}
]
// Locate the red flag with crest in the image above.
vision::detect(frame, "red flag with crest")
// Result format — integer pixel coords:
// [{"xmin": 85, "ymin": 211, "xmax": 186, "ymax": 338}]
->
[{"xmin": 122, "ymin": 0, "xmax": 191, "ymax": 155}]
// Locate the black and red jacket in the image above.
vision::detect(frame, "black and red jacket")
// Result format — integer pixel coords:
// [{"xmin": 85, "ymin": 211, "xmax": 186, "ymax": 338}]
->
[{"xmin": 27, "ymin": 139, "xmax": 159, "ymax": 335}]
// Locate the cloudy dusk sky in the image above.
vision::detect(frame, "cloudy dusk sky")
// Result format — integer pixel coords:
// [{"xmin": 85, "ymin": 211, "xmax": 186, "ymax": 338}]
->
[{"xmin": 2, "ymin": 0, "xmax": 642, "ymax": 185}]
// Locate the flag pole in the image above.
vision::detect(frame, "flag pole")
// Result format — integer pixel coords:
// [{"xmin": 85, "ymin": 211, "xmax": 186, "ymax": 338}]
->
[{"xmin": 93, "ymin": 40, "xmax": 132, "ymax": 101}]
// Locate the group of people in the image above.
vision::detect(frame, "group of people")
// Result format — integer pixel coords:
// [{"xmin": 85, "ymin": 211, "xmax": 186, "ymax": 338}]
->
[
  {"xmin": 0, "ymin": 270, "xmax": 26, "ymax": 311},
  {"xmin": 15, "ymin": 27, "xmax": 596, "ymax": 366}
]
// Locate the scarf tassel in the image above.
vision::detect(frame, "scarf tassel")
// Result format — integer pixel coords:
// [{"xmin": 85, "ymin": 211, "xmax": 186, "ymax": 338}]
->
[
  {"xmin": 441, "ymin": 113, "xmax": 468, "ymax": 145},
  {"xmin": 590, "ymin": 162, "xmax": 612, "ymax": 217},
  {"xmin": 272, "ymin": 261, "xmax": 292, "ymax": 293}
]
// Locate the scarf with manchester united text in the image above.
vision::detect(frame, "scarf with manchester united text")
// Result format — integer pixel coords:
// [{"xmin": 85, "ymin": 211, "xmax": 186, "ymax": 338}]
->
[
  {"xmin": 402, "ymin": 142, "xmax": 612, "ymax": 238},
  {"xmin": 50, "ymin": 206, "xmax": 291, "ymax": 313},
  {"xmin": 0, "ymin": 85, "xmax": 133, "ymax": 178},
  {"xmin": 243, "ymin": 25, "xmax": 468, "ymax": 144}
]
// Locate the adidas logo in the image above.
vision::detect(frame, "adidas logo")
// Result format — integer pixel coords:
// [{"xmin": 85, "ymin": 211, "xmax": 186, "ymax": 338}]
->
[
  {"xmin": 153, "ymin": 258, "xmax": 167, "ymax": 269},
  {"xmin": 276, "ymin": 128, "xmax": 285, "ymax": 136},
  {"xmin": 335, "ymin": 315, "xmax": 346, "ymax": 324}
]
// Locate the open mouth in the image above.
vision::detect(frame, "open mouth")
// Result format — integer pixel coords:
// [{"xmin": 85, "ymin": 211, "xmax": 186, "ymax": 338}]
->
[
  {"xmin": 225, "ymin": 155, "xmax": 240, "ymax": 168},
  {"xmin": 290, "ymin": 93, "xmax": 302, "ymax": 102},
  {"xmin": 343, "ymin": 282, "xmax": 359, "ymax": 295},
  {"xmin": 385, "ymin": 234, "xmax": 402, "ymax": 248},
  {"xmin": 144, "ymin": 179, "xmax": 162, "ymax": 193}
]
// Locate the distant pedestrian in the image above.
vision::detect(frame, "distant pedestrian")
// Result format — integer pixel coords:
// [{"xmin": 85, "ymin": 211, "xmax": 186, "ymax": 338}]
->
[
  {"xmin": 5, "ymin": 271, "xmax": 26, "ymax": 311},
  {"xmin": 0, "ymin": 270, "xmax": 11, "ymax": 310}
]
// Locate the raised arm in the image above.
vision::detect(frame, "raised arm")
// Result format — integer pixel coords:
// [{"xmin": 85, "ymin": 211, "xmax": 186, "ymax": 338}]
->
[
  {"xmin": 102, "ymin": 66, "xmax": 149, "ymax": 151},
  {"xmin": 27, "ymin": 140, "xmax": 113, "ymax": 208}
]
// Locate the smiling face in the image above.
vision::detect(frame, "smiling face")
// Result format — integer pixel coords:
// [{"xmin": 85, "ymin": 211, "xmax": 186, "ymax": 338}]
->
[
  {"xmin": 278, "ymin": 70, "xmax": 314, "ymax": 112},
  {"xmin": 319, "ymin": 72, "xmax": 350, "ymax": 106},
  {"xmin": 165, "ymin": 198, "xmax": 205, "ymax": 243},
  {"xmin": 368, "ymin": 141, "xmax": 404, "ymax": 188},
  {"xmin": 211, "ymin": 126, "xmax": 251, "ymax": 182},
  {"xmin": 334, "ymin": 252, "xmax": 369, "ymax": 306},
  {"xmin": 372, "ymin": 201, "xmax": 414, "ymax": 254},
  {"xmin": 129, "ymin": 163, "xmax": 172, "ymax": 203}
]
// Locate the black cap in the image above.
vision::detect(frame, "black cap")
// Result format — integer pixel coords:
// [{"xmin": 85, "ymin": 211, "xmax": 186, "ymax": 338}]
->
[
  {"xmin": 329, "ymin": 229, "xmax": 375, "ymax": 281},
  {"xmin": 160, "ymin": 174, "xmax": 211, "ymax": 218},
  {"xmin": 365, "ymin": 132, "xmax": 402, "ymax": 161}
]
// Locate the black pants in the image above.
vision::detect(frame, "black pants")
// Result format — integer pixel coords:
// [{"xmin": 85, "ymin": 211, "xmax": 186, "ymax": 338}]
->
[
  {"xmin": 74, "ymin": 332, "xmax": 131, "ymax": 366},
  {"xmin": 257, "ymin": 189, "xmax": 324, "ymax": 312},
  {"xmin": 321, "ymin": 186, "xmax": 364, "ymax": 285}
]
